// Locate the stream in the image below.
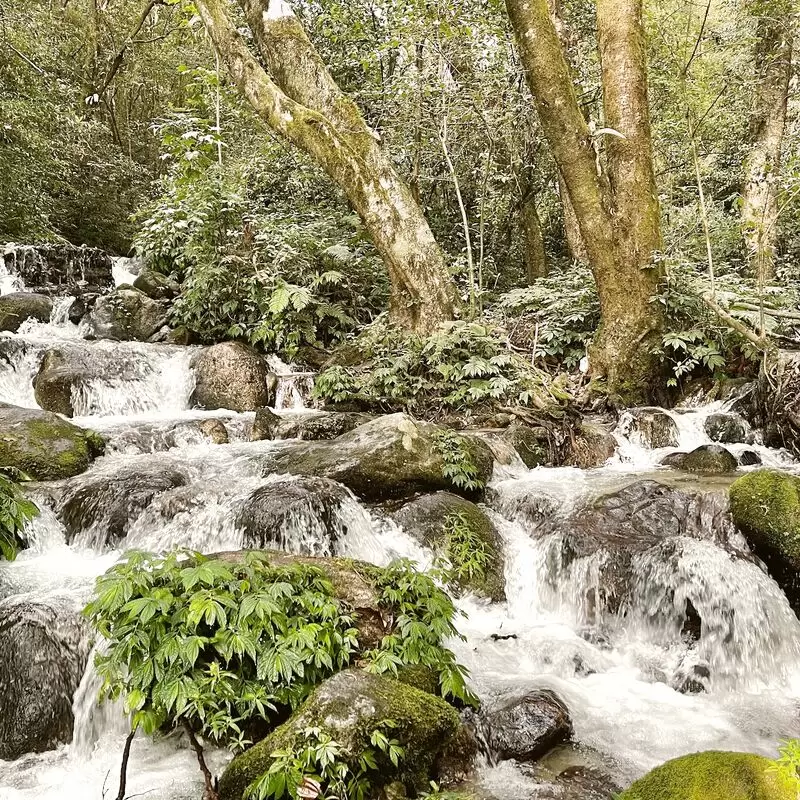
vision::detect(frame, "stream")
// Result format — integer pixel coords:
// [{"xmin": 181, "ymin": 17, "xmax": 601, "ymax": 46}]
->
[{"xmin": 1, "ymin": 263, "xmax": 799, "ymax": 800}]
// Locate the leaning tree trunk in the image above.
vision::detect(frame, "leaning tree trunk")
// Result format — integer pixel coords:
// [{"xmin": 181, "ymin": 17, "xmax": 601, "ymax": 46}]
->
[
  {"xmin": 520, "ymin": 191, "xmax": 549, "ymax": 281},
  {"xmin": 194, "ymin": 0, "xmax": 456, "ymax": 334},
  {"xmin": 507, "ymin": 0, "xmax": 663, "ymax": 403},
  {"xmin": 741, "ymin": 0, "xmax": 794, "ymax": 284},
  {"xmin": 558, "ymin": 172, "xmax": 589, "ymax": 263}
]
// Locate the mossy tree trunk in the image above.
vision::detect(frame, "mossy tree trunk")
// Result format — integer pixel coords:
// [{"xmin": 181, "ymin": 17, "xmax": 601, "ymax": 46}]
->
[
  {"xmin": 506, "ymin": 0, "xmax": 663, "ymax": 403},
  {"xmin": 194, "ymin": 0, "xmax": 457, "ymax": 334},
  {"xmin": 741, "ymin": 0, "xmax": 794, "ymax": 284},
  {"xmin": 520, "ymin": 191, "xmax": 548, "ymax": 281}
]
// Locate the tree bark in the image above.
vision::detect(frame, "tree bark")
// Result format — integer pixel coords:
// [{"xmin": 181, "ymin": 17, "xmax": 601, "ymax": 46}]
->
[
  {"xmin": 194, "ymin": 0, "xmax": 456, "ymax": 334},
  {"xmin": 520, "ymin": 191, "xmax": 548, "ymax": 281},
  {"xmin": 741, "ymin": 0, "xmax": 794, "ymax": 283},
  {"xmin": 558, "ymin": 172, "xmax": 589, "ymax": 263},
  {"xmin": 507, "ymin": 0, "xmax": 663, "ymax": 403}
]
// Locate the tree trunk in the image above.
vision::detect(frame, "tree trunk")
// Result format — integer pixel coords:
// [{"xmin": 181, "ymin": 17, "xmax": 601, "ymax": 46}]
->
[
  {"xmin": 194, "ymin": 0, "xmax": 456, "ymax": 334},
  {"xmin": 558, "ymin": 172, "xmax": 589, "ymax": 263},
  {"xmin": 507, "ymin": 0, "xmax": 663, "ymax": 403},
  {"xmin": 741, "ymin": 1, "xmax": 793, "ymax": 284},
  {"xmin": 520, "ymin": 192, "xmax": 548, "ymax": 281}
]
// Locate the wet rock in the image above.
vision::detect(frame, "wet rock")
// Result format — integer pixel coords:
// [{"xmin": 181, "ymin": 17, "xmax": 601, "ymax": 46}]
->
[
  {"xmin": 59, "ymin": 462, "xmax": 188, "ymax": 547},
  {"xmin": 480, "ymin": 689, "xmax": 572, "ymax": 762},
  {"xmin": 34, "ymin": 348, "xmax": 86, "ymax": 417},
  {"xmin": 191, "ymin": 342, "xmax": 273, "ymax": 413},
  {"xmin": 264, "ymin": 414, "xmax": 494, "ymax": 501},
  {"xmin": 704, "ymin": 412, "xmax": 748, "ymax": 444},
  {"xmin": 618, "ymin": 407, "xmax": 679, "ymax": 449},
  {"xmin": 739, "ymin": 449, "xmax": 762, "ymax": 466},
  {"xmin": 235, "ymin": 477, "xmax": 355, "ymax": 556},
  {"xmin": 0, "ymin": 593, "xmax": 90, "ymax": 759},
  {"xmin": 0, "ymin": 292, "xmax": 52, "ymax": 332},
  {"xmin": 87, "ymin": 288, "xmax": 168, "ymax": 341},
  {"xmin": 434, "ymin": 722, "xmax": 479, "ymax": 787},
  {"xmin": 563, "ymin": 422, "xmax": 617, "ymax": 468},
  {"xmin": 662, "ymin": 444, "xmax": 738, "ymax": 474},
  {"xmin": 251, "ymin": 408, "xmax": 372, "ymax": 442},
  {"xmin": 393, "ymin": 492, "xmax": 505, "ymax": 600},
  {"xmin": 132, "ymin": 268, "xmax": 180, "ymax": 300},
  {"xmin": 218, "ymin": 669, "xmax": 460, "ymax": 800},
  {"xmin": 67, "ymin": 294, "xmax": 97, "ymax": 325},
  {"xmin": 0, "ymin": 403, "xmax": 103, "ymax": 480},
  {"xmin": 1, "ymin": 243, "xmax": 113, "ymax": 295},
  {"xmin": 617, "ymin": 751, "xmax": 794, "ymax": 800},
  {"xmin": 554, "ymin": 766, "xmax": 621, "ymax": 800},
  {"xmin": 672, "ymin": 662, "xmax": 711, "ymax": 694},
  {"xmin": 503, "ymin": 424, "xmax": 549, "ymax": 468},
  {"xmin": 729, "ymin": 469, "xmax": 800, "ymax": 609},
  {"xmin": 197, "ymin": 418, "xmax": 229, "ymax": 444}
]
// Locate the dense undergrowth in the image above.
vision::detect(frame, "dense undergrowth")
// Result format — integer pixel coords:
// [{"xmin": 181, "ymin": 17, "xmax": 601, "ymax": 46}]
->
[{"xmin": 0, "ymin": 468, "xmax": 38, "ymax": 561}]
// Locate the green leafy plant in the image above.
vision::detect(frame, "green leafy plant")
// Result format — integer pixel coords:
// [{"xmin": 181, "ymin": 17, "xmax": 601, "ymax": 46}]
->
[
  {"xmin": 769, "ymin": 738, "xmax": 800, "ymax": 797},
  {"xmin": 432, "ymin": 430, "xmax": 485, "ymax": 492},
  {"xmin": 313, "ymin": 321, "xmax": 567, "ymax": 417},
  {"xmin": 440, "ymin": 512, "xmax": 492, "ymax": 588},
  {"xmin": 246, "ymin": 721, "xmax": 404, "ymax": 800},
  {"xmin": 0, "ymin": 468, "xmax": 38, "ymax": 561}
]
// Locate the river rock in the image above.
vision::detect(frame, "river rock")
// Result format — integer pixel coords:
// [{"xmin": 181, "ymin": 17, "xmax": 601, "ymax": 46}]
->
[
  {"xmin": 503, "ymin": 423, "xmax": 549, "ymax": 468},
  {"xmin": 392, "ymin": 492, "xmax": 505, "ymax": 600},
  {"xmin": 704, "ymin": 412, "xmax": 748, "ymax": 444},
  {"xmin": 2, "ymin": 243, "xmax": 113, "ymax": 295},
  {"xmin": 563, "ymin": 422, "xmax": 617, "ymax": 468},
  {"xmin": 263, "ymin": 414, "xmax": 494, "ymax": 500},
  {"xmin": 739, "ymin": 449, "xmax": 762, "ymax": 466},
  {"xmin": 235, "ymin": 477, "xmax": 355, "ymax": 556},
  {"xmin": 554, "ymin": 766, "xmax": 621, "ymax": 800},
  {"xmin": 132, "ymin": 268, "xmax": 180, "ymax": 300},
  {"xmin": 729, "ymin": 469, "xmax": 800, "ymax": 609},
  {"xmin": 479, "ymin": 689, "xmax": 572, "ymax": 762},
  {"xmin": 59, "ymin": 462, "xmax": 189, "ymax": 547},
  {"xmin": 86, "ymin": 288, "xmax": 167, "ymax": 341},
  {"xmin": 661, "ymin": 444, "xmax": 738, "ymax": 474},
  {"xmin": 218, "ymin": 669, "xmax": 460, "ymax": 800},
  {"xmin": 251, "ymin": 408, "xmax": 372, "ymax": 442},
  {"xmin": 33, "ymin": 348, "xmax": 86, "ymax": 417},
  {"xmin": 191, "ymin": 342, "xmax": 273, "ymax": 412},
  {"xmin": 617, "ymin": 751, "xmax": 794, "ymax": 800},
  {"xmin": 0, "ymin": 404, "xmax": 104, "ymax": 480},
  {"xmin": 197, "ymin": 418, "xmax": 229, "ymax": 444},
  {"xmin": 618, "ymin": 407, "xmax": 679, "ymax": 449},
  {"xmin": 0, "ymin": 292, "xmax": 52, "ymax": 332},
  {"xmin": 0, "ymin": 592, "xmax": 90, "ymax": 760}
]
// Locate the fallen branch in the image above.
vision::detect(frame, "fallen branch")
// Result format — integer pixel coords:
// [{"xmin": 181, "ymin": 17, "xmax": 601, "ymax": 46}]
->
[
  {"xmin": 731, "ymin": 302, "xmax": 800, "ymax": 321},
  {"xmin": 702, "ymin": 294, "xmax": 769, "ymax": 350}
]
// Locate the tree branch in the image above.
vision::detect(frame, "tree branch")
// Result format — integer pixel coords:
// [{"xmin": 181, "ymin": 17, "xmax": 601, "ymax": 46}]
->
[
  {"xmin": 702, "ymin": 294, "xmax": 769, "ymax": 349},
  {"xmin": 114, "ymin": 727, "xmax": 137, "ymax": 800},
  {"xmin": 182, "ymin": 721, "xmax": 219, "ymax": 800}
]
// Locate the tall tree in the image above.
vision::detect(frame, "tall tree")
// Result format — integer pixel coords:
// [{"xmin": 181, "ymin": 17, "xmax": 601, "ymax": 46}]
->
[
  {"xmin": 506, "ymin": 0, "xmax": 663, "ymax": 402},
  {"xmin": 741, "ymin": 0, "xmax": 794, "ymax": 283},
  {"xmin": 193, "ymin": 0, "xmax": 456, "ymax": 334}
]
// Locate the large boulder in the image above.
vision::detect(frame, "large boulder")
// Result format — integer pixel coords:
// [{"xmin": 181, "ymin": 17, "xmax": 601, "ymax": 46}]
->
[
  {"xmin": 33, "ymin": 348, "xmax": 86, "ymax": 417},
  {"xmin": 729, "ymin": 469, "xmax": 800, "ymax": 609},
  {"xmin": 218, "ymin": 669, "xmax": 461, "ymax": 800},
  {"xmin": 617, "ymin": 751, "xmax": 795, "ymax": 800},
  {"xmin": 235, "ymin": 477, "xmax": 357, "ymax": 556},
  {"xmin": 393, "ymin": 492, "xmax": 505, "ymax": 600},
  {"xmin": 251, "ymin": 408, "xmax": 372, "ymax": 442},
  {"xmin": 660, "ymin": 444, "xmax": 738, "ymax": 474},
  {"xmin": 704, "ymin": 412, "xmax": 748, "ymax": 444},
  {"xmin": 477, "ymin": 689, "xmax": 572, "ymax": 762},
  {"xmin": 59, "ymin": 462, "xmax": 188, "ymax": 547},
  {"xmin": 0, "ymin": 292, "xmax": 52, "ymax": 332},
  {"xmin": 132, "ymin": 268, "xmax": 180, "ymax": 300},
  {"xmin": 86, "ymin": 288, "xmax": 167, "ymax": 341},
  {"xmin": 264, "ymin": 414, "xmax": 494, "ymax": 500},
  {"xmin": 191, "ymin": 342, "xmax": 274, "ymax": 413},
  {"xmin": 562, "ymin": 422, "xmax": 617, "ymax": 469},
  {"xmin": 0, "ymin": 404, "xmax": 104, "ymax": 480},
  {"xmin": 0, "ymin": 593, "xmax": 90, "ymax": 760},
  {"xmin": 617, "ymin": 408, "xmax": 679, "ymax": 449}
]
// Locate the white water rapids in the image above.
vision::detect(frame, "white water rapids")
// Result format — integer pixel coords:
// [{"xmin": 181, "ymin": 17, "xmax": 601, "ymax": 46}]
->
[{"xmin": 0, "ymin": 268, "xmax": 799, "ymax": 800}]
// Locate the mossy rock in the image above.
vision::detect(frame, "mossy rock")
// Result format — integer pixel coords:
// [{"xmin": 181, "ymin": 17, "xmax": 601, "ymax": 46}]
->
[
  {"xmin": 218, "ymin": 669, "xmax": 461, "ymax": 800},
  {"xmin": 617, "ymin": 751, "xmax": 795, "ymax": 800},
  {"xmin": 392, "ymin": 492, "xmax": 505, "ymax": 601},
  {"xmin": 729, "ymin": 469, "xmax": 800, "ymax": 608},
  {"xmin": 0, "ymin": 404, "xmax": 103, "ymax": 480}
]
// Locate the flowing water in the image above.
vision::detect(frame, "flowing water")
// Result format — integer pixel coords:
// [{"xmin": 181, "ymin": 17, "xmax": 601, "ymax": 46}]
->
[{"xmin": 0, "ymin": 271, "xmax": 799, "ymax": 800}]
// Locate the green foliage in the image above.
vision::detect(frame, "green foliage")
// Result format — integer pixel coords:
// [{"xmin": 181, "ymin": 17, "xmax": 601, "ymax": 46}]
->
[
  {"xmin": 245, "ymin": 721, "xmax": 404, "ymax": 800},
  {"xmin": 84, "ymin": 551, "xmax": 474, "ymax": 755},
  {"xmin": 420, "ymin": 782, "xmax": 475, "ymax": 800},
  {"xmin": 769, "ymin": 739, "xmax": 800, "ymax": 792},
  {"xmin": 440, "ymin": 512, "xmax": 492, "ymax": 587},
  {"xmin": 0, "ymin": 468, "xmax": 38, "ymax": 561},
  {"xmin": 432, "ymin": 430, "xmax": 485, "ymax": 492},
  {"xmin": 313, "ymin": 321, "xmax": 565, "ymax": 416},
  {"xmin": 362, "ymin": 559, "xmax": 478, "ymax": 707}
]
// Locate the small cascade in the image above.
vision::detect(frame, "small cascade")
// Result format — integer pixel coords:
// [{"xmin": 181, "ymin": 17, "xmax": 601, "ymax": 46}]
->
[
  {"xmin": 2, "ymin": 243, "xmax": 113, "ymax": 295},
  {"xmin": 267, "ymin": 354, "xmax": 315, "ymax": 410},
  {"xmin": 111, "ymin": 256, "xmax": 141, "ymax": 287}
]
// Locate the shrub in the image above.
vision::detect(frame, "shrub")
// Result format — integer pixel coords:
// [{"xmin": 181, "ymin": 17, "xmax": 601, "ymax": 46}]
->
[{"xmin": 0, "ymin": 468, "xmax": 38, "ymax": 561}]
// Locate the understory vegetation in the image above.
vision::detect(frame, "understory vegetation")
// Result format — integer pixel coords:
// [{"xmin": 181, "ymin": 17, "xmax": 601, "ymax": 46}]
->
[{"xmin": 0, "ymin": 469, "xmax": 38, "ymax": 561}]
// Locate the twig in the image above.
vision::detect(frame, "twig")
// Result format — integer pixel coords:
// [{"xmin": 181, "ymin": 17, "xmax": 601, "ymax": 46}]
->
[
  {"xmin": 115, "ymin": 728, "xmax": 137, "ymax": 800},
  {"xmin": 6, "ymin": 43, "xmax": 46, "ymax": 74},
  {"xmin": 182, "ymin": 721, "xmax": 219, "ymax": 800},
  {"xmin": 702, "ymin": 294, "xmax": 769, "ymax": 349}
]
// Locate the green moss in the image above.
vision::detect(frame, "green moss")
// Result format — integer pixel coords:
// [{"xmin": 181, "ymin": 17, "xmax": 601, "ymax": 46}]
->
[
  {"xmin": 729, "ymin": 469, "xmax": 800, "ymax": 564},
  {"xmin": 395, "ymin": 664, "xmax": 440, "ymax": 695},
  {"xmin": 218, "ymin": 670, "xmax": 461, "ymax": 800},
  {"xmin": 618, "ymin": 751, "xmax": 795, "ymax": 800}
]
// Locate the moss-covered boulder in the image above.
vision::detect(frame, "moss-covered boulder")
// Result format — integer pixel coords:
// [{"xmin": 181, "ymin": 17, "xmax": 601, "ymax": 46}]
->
[
  {"xmin": 661, "ymin": 445, "xmax": 738, "ymax": 475},
  {"xmin": 132, "ymin": 268, "xmax": 180, "ymax": 300},
  {"xmin": 563, "ymin": 422, "xmax": 617, "ymax": 468},
  {"xmin": 729, "ymin": 469, "xmax": 800, "ymax": 608},
  {"xmin": 620, "ymin": 408, "xmax": 679, "ymax": 449},
  {"xmin": 393, "ymin": 492, "xmax": 505, "ymax": 600},
  {"xmin": 265, "ymin": 414, "xmax": 494, "ymax": 501},
  {"xmin": 86, "ymin": 288, "xmax": 167, "ymax": 341},
  {"xmin": 0, "ymin": 292, "xmax": 52, "ymax": 332},
  {"xmin": 251, "ymin": 408, "xmax": 372, "ymax": 442},
  {"xmin": 0, "ymin": 404, "xmax": 104, "ymax": 480},
  {"xmin": 218, "ymin": 669, "xmax": 461, "ymax": 800},
  {"xmin": 617, "ymin": 751, "xmax": 795, "ymax": 800}
]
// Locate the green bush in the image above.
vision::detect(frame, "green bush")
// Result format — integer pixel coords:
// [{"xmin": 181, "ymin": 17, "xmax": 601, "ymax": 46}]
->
[{"xmin": 0, "ymin": 468, "xmax": 38, "ymax": 561}]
